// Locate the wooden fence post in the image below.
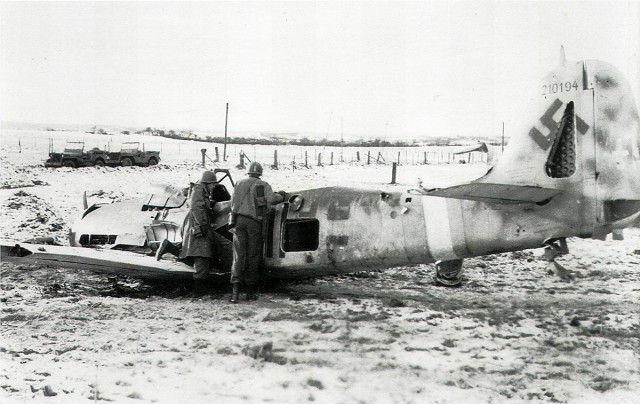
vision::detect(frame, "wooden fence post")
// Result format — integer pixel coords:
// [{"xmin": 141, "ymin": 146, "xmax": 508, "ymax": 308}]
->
[
  {"xmin": 215, "ymin": 147, "xmax": 219, "ymax": 162},
  {"xmin": 201, "ymin": 149, "xmax": 207, "ymax": 167},
  {"xmin": 391, "ymin": 162, "xmax": 397, "ymax": 184},
  {"xmin": 331, "ymin": 152, "xmax": 334, "ymax": 165},
  {"xmin": 238, "ymin": 152, "xmax": 245, "ymax": 169},
  {"xmin": 273, "ymin": 150, "xmax": 278, "ymax": 169},
  {"xmin": 367, "ymin": 151, "xmax": 371, "ymax": 165},
  {"xmin": 305, "ymin": 151, "xmax": 308, "ymax": 168},
  {"xmin": 317, "ymin": 153, "xmax": 322, "ymax": 166}
]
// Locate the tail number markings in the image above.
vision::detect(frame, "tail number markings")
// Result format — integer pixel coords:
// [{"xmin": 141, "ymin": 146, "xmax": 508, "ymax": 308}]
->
[{"xmin": 542, "ymin": 81, "xmax": 579, "ymax": 96}]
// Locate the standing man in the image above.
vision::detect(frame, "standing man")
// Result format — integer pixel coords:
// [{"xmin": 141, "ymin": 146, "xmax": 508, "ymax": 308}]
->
[
  {"xmin": 229, "ymin": 162, "xmax": 285, "ymax": 303},
  {"xmin": 180, "ymin": 170, "xmax": 218, "ymax": 296}
]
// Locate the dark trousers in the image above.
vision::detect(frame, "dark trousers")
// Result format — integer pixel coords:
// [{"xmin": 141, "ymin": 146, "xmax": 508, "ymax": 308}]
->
[{"xmin": 231, "ymin": 215, "xmax": 263, "ymax": 288}]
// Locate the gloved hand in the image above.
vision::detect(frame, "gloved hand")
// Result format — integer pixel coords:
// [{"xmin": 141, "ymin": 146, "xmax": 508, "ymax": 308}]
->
[{"xmin": 277, "ymin": 190, "xmax": 287, "ymax": 199}]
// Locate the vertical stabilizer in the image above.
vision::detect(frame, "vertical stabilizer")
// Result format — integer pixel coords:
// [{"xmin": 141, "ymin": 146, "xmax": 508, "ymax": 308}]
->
[{"xmin": 432, "ymin": 56, "xmax": 640, "ymax": 237}]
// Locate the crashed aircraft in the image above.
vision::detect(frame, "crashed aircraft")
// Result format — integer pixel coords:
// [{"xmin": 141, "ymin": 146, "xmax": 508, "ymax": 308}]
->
[{"xmin": 3, "ymin": 54, "xmax": 640, "ymax": 286}]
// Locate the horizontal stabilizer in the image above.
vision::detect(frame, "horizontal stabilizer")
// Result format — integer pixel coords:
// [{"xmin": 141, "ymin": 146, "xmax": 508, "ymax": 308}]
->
[
  {"xmin": 453, "ymin": 142, "xmax": 488, "ymax": 155},
  {"xmin": 426, "ymin": 183, "xmax": 562, "ymax": 204}
]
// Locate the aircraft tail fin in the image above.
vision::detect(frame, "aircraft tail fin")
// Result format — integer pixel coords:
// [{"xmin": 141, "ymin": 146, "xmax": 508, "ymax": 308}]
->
[{"xmin": 427, "ymin": 56, "xmax": 640, "ymax": 235}]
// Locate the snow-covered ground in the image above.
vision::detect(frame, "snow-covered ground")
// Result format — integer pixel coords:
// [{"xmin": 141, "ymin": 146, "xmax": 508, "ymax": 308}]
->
[{"xmin": 1, "ymin": 129, "xmax": 639, "ymax": 403}]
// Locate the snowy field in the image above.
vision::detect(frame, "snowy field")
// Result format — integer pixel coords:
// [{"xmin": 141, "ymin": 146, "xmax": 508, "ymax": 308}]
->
[{"xmin": 1, "ymin": 129, "xmax": 639, "ymax": 403}]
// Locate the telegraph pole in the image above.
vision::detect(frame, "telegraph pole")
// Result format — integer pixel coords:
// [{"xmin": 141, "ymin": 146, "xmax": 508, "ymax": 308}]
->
[
  {"xmin": 501, "ymin": 121, "xmax": 505, "ymax": 153},
  {"xmin": 223, "ymin": 103, "xmax": 229, "ymax": 161}
]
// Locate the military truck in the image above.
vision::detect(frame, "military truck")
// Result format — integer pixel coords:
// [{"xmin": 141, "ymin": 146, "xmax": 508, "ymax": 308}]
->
[
  {"xmin": 106, "ymin": 142, "xmax": 160, "ymax": 167},
  {"xmin": 45, "ymin": 142, "xmax": 110, "ymax": 168}
]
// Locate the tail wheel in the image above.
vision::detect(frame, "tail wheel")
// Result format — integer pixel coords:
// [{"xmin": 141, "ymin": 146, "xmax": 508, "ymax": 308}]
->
[
  {"xmin": 94, "ymin": 159, "xmax": 105, "ymax": 167},
  {"xmin": 62, "ymin": 160, "xmax": 77, "ymax": 168},
  {"xmin": 148, "ymin": 157, "xmax": 158, "ymax": 166},
  {"xmin": 121, "ymin": 157, "xmax": 133, "ymax": 167}
]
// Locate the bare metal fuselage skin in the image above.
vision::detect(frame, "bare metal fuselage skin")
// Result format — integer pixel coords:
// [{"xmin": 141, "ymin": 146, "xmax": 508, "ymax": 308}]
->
[{"xmin": 6, "ymin": 57, "xmax": 639, "ymax": 281}]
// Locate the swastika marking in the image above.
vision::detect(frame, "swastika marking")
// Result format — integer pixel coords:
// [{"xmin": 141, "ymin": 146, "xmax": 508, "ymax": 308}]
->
[{"xmin": 529, "ymin": 98, "xmax": 590, "ymax": 150}]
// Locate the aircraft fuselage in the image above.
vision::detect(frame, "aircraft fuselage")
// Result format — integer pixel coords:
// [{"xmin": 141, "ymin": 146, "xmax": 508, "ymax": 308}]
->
[{"xmin": 261, "ymin": 186, "xmax": 588, "ymax": 279}]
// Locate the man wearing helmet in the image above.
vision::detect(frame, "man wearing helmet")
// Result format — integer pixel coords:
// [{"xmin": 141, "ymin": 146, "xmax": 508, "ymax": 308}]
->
[
  {"xmin": 179, "ymin": 170, "xmax": 219, "ymax": 296},
  {"xmin": 229, "ymin": 162, "xmax": 285, "ymax": 303}
]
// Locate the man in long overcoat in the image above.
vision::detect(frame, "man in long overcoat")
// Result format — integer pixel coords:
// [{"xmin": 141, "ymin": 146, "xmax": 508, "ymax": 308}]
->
[{"xmin": 180, "ymin": 170, "xmax": 218, "ymax": 295}]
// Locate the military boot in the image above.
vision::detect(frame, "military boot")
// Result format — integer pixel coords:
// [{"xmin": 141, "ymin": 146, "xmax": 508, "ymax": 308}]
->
[
  {"xmin": 246, "ymin": 287, "xmax": 258, "ymax": 301},
  {"xmin": 229, "ymin": 284, "xmax": 240, "ymax": 303},
  {"xmin": 155, "ymin": 239, "xmax": 174, "ymax": 261},
  {"xmin": 192, "ymin": 280, "xmax": 208, "ymax": 298}
]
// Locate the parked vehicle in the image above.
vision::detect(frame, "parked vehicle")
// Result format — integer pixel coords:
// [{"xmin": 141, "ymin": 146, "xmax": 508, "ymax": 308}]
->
[
  {"xmin": 45, "ymin": 142, "xmax": 110, "ymax": 168},
  {"xmin": 106, "ymin": 142, "xmax": 160, "ymax": 167}
]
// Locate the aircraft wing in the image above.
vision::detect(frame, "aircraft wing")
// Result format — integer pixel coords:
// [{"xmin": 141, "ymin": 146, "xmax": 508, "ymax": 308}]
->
[
  {"xmin": 425, "ymin": 182, "xmax": 562, "ymax": 204},
  {"xmin": 1, "ymin": 241, "xmax": 195, "ymax": 280}
]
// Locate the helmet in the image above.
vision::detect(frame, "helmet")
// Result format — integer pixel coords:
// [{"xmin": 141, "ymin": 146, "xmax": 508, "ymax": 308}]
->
[
  {"xmin": 247, "ymin": 162, "xmax": 263, "ymax": 176},
  {"xmin": 200, "ymin": 170, "xmax": 217, "ymax": 183}
]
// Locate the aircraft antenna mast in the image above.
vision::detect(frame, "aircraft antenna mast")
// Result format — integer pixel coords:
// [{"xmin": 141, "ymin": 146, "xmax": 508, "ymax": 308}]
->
[{"xmin": 223, "ymin": 103, "xmax": 229, "ymax": 162}]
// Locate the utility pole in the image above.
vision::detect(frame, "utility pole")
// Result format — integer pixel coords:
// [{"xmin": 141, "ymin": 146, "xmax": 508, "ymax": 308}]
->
[{"xmin": 223, "ymin": 103, "xmax": 229, "ymax": 161}]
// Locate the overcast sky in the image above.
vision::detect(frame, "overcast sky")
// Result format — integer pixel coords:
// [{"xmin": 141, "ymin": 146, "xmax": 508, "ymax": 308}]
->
[{"xmin": 1, "ymin": 1, "xmax": 639, "ymax": 139}]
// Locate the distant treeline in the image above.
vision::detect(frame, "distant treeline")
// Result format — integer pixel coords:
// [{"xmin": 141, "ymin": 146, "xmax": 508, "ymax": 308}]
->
[
  {"xmin": 204, "ymin": 136, "xmax": 427, "ymax": 147},
  {"xmin": 141, "ymin": 127, "xmax": 422, "ymax": 147},
  {"xmin": 81, "ymin": 126, "xmax": 500, "ymax": 147}
]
